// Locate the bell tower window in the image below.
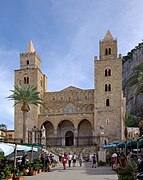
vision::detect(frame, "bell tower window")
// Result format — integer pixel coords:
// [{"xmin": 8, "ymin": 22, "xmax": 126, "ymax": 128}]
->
[
  {"xmin": 27, "ymin": 60, "xmax": 29, "ymax": 65},
  {"xmin": 105, "ymin": 68, "xmax": 111, "ymax": 77},
  {"xmin": 105, "ymin": 48, "xmax": 112, "ymax": 55},
  {"xmin": 108, "ymin": 84, "xmax": 111, "ymax": 91},
  {"xmin": 24, "ymin": 75, "xmax": 29, "ymax": 84},
  {"xmin": 105, "ymin": 84, "xmax": 111, "ymax": 91},
  {"xmin": 105, "ymin": 69, "xmax": 108, "ymax": 77},
  {"xmin": 105, "ymin": 48, "xmax": 108, "ymax": 55},
  {"xmin": 109, "ymin": 48, "xmax": 111, "ymax": 55},
  {"xmin": 108, "ymin": 69, "xmax": 111, "ymax": 76},
  {"xmin": 106, "ymin": 99, "xmax": 110, "ymax": 106}
]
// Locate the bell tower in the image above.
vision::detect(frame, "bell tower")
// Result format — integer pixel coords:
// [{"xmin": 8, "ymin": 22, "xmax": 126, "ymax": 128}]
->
[
  {"xmin": 94, "ymin": 31, "xmax": 125, "ymax": 141},
  {"xmin": 14, "ymin": 41, "xmax": 47, "ymax": 142}
]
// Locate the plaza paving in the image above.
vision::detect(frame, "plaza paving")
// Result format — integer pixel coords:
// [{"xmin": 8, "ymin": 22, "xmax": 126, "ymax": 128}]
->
[{"xmin": 25, "ymin": 162, "xmax": 118, "ymax": 180}]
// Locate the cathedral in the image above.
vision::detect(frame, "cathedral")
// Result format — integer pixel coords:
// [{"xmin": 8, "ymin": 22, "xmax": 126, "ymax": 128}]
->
[{"xmin": 14, "ymin": 31, "xmax": 126, "ymax": 146}]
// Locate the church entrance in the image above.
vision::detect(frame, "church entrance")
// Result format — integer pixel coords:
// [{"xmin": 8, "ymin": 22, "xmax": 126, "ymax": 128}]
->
[{"xmin": 65, "ymin": 131, "xmax": 74, "ymax": 146}]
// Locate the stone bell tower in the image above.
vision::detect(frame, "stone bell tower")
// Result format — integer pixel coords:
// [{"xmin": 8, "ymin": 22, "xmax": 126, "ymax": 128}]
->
[
  {"xmin": 94, "ymin": 31, "xmax": 125, "ymax": 141},
  {"xmin": 14, "ymin": 41, "xmax": 47, "ymax": 142}
]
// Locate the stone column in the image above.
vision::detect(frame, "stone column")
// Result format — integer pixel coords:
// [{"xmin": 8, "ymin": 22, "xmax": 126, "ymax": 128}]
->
[
  {"xmin": 74, "ymin": 129, "xmax": 78, "ymax": 146},
  {"xmin": 41, "ymin": 137, "xmax": 46, "ymax": 146},
  {"xmin": 98, "ymin": 132, "xmax": 106, "ymax": 162},
  {"xmin": 54, "ymin": 129, "xmax": 57, "ymax": 137},
  {"xmin": 32, "ymin": 131, "xmax": 35, "ymax": 144}
]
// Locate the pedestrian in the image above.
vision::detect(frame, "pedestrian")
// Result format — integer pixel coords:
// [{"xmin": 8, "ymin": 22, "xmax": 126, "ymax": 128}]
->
[
  {"xmin": 120, "ymin": 152, "xmax": 126, "ymax": 167},
  {"xmin": 78, "ymin": 154, "xmax": 83, "ymax": 167},
  {"xmin": 67, "ymin": 153, "xmax": 73, "ymax": 167},
  {"xmin": 62, "ymin": 152, "xmax": 68, "ymax": 170},
  {"xmin": 59, "ymin": 154, "xmax": 62, "ymax": 162},
  {"xmin": 91, "ymin": 153, "xmax": 97, "ymax": 168},
  {"xmin": 72, "ymin": 152, "xmax": 77, "ymax": 167},
  {"xmin": 45, "ymin": 154, "xmax": 51, "ymax": 172},
  {"xmin": 21, "ymin": 154, "xmax": 27, "ymax": 166}
]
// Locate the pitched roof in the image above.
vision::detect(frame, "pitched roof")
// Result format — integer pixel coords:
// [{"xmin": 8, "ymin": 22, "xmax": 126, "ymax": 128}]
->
[
  {"xmin": 103, "ymin": 30, "xmax": 114, "ymax": 41},
  {"xmin": 26, "ymin": 40, "xmax": 35, "ymax": 53},
  {"xmin": 60, "ymin": 86, "xmax": 82, "ymax": 92}
]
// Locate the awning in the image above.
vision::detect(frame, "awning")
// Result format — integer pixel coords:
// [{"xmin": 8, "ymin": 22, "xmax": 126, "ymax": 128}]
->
[
  {"xmin": 126, "ymin": 140, "xmax": 137, "ymax": 148},
  {"xmin": 103, "ymin": 143, "xmax": 117, "ymax": 149},
  {"xmin": 117, "ymin": 142, "xmax": 125, "ymax": 148},
  {"xmin": 0, "ymin": 143, "xmax": 15, "ymax": 156},
  {"xmin": 0, "ymin": 143, "xmax": 40, "ymax": 156}
]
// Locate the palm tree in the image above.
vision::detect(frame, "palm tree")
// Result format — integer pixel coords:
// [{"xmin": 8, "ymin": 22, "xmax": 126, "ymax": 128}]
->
[{"xmin": 7, "ymin": 84, "xmax": 43, "ymax": 143}]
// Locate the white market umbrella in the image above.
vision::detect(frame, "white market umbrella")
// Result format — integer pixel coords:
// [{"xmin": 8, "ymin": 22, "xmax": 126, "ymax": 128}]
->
[{"xmin": 0, "ymin": 143, "xmax": 15, "ymax": 156}]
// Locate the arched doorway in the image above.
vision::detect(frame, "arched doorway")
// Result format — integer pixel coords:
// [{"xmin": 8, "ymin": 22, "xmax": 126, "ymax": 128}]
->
[
  {"xmin": 65, "ymin": 131, "xmax": 74, "ymax": 146},
  {"xmin": 57, "ymin": 120, "xmax": 74, "ymax": 146}
]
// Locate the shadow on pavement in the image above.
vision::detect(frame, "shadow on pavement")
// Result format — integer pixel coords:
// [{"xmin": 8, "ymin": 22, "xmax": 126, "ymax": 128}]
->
[{"xmin": 82, "ymin": 162, "xmax": 117, "ymax": 176}]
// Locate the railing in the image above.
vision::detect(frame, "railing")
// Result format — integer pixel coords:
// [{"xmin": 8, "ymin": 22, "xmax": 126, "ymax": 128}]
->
[{"xmin": 0, "ymin": 136, "xmax": 100, "ymax": 147}]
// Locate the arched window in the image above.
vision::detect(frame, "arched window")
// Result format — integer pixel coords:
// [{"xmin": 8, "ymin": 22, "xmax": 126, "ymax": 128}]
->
[
  {"xmin": 27, "ymin": 77, "xmax": 29, "ymax": 84},
  {"xmin": 105, "ymin": 48, "xmax": 108, "ymax": 55},
  {"xmin": 64, "ymin": 103, "xmax": 75, "ymax": 113},
  {"xmin": 108, "ymin": 69, "xmax": 111, "ymax": 76},
  {"xmin": 109, "ymin": 48, "xmax": 111, "ymax": 55},
  {"xmin": 105, "ymin": 68, "xmax": 111, "ymax": 77},
  {"xmin": 24, "ymin": 75, "xmax": 29, "ymax": 84},
  {"xmin": 105, "ymin": 69, "xmax": 108, "ymax": 77},
  {"xmin": 108, "ymin": 84, "xmax": 111, "ymax": 91},
  {"xmin": 24, "ymin": 77, "xmax": 27, "ymax": 84},
  {"xmin": 105, "ymin": 84, "xmax": 108, "ymax": 91},
  {"xmin": 106, "ymin": 99, "xmax": 110, "ymax": 106}
]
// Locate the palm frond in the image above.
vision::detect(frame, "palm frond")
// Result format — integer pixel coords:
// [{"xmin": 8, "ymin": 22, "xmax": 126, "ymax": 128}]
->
[{"xmin": 7, "ymin": 84, "xmax": 43, "ymax": 111}]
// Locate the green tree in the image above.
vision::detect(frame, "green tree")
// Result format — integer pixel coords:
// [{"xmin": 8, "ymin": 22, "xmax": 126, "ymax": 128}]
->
[
  {"xmin": 124, "ymin": 114, "xmax": 140, "ymax": 127},
  {"xmin": 7, "ymin": 84, "xmax": 43, "ymax": 143}
]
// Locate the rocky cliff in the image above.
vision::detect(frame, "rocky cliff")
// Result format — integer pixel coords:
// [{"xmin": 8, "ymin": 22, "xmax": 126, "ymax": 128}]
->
[{"xmin": 122, "ymin": 42, "xmax": 143, "ymax": 116}]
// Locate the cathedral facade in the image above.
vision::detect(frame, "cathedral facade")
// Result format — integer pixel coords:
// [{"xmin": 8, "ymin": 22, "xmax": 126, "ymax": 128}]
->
[{"xmin": 14, "ymin": 31, "xmax": 126, "ymax": 146}]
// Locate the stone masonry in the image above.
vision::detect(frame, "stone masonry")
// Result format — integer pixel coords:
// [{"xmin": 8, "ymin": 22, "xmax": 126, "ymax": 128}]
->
[{"xmin": 14, "ymin": 31, "xmax": 126, "ymax": 146}]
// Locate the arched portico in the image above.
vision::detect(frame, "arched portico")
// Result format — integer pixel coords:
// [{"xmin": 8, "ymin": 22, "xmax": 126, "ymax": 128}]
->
[
  {"xmin": 42, "ymin": 121, "xmax": 54, "ymax": 146},
  {"xmin": 57, "ymin": 120, "xmax": 74, "ymax": 146},
  {"xmin": 78, "ymin": 119, "xmax": 92, "ymax": 145},
  {"xmin": 65, "ymin": 131, "xmax": 74, "ymax": 146}
]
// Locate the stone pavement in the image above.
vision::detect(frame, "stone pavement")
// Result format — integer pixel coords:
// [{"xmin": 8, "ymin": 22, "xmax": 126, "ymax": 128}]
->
[{"xmin": 25, "ymin": 162, "xmax": 118, "ymax": 180}]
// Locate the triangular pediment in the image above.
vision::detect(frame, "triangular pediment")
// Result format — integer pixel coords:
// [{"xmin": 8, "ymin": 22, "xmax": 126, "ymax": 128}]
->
[{"xmin": 60, "ymin": 86, "xmax": 82, "ymax": 92}]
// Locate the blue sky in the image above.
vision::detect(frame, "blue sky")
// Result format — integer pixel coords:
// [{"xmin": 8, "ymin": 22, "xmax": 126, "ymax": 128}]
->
[{"xmin": 0, "ymin": 0, "xmax": 143, "ymax": 129}]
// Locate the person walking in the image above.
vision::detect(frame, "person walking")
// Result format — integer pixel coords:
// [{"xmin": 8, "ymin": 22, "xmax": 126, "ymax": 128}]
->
[
  {"xmin": 67, "ymin": 153, "xmax": 73, "ymax": 167},
  {"xmin": 72, "ymin": 152, "xmax": 77, "ymax": 167},
  {"xmin": 62, "ymin": 152, "xmax": 68, "ymax": 170},
  {"xmin": 92, "ymin": 153, "xmax": 97, "ymax": 168},
  {"xmin": 78, "ymin": 154, "xmax": 83, "ymax": 167},
  {"xmin": 45, "ymin": 154, "xmax": 51, "ymax": 172}
]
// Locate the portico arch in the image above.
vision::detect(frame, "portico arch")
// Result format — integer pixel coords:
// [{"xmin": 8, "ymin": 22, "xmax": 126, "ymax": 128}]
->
[
  {"xmin": 42, "ymin": 121, "xmax": 54, "ymax": 146},
  {"xmin": 57, "ymin": 120, "xmax": 74, "ymax": 146},
  {"xmin": 65, "ymin": 131, "xmax": 74, "ymax": 146},
  {"xmin": 78, "ymin": 119, "xmax": 92, "ymax": 145}
]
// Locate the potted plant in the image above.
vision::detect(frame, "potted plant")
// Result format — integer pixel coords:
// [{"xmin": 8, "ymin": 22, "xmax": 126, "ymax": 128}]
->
[
  {"xmin": 117, "ymin": 160, "xmax": 137, "ymax": 180},
  {"xmin": 4, "ymin": 166, "xmax": 12, "ymax": 180},
  {"xmin": 14, "ymin": 167, "xmax": 24, "ymax": 180},
  {"xmin": 22, "ymin": 162, "xmax": 31, "ymax": 176}
]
